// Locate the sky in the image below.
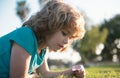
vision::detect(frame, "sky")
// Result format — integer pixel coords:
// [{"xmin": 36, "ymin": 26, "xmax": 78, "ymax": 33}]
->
[{"xmin": 0, "ymin": 0, "xmax": 120, "ymax": 63}]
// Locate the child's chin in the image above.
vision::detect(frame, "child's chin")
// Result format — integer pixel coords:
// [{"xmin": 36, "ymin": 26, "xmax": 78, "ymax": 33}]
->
[
  {"xmin": 48, "ymin": 48, "xmax": 59, "ymax": 52},
  {"xmin": 53, "ymin": 49, "xmax": 61, "ymax": 52}
]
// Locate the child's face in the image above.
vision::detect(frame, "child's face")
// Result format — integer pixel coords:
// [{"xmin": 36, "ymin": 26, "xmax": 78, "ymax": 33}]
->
[{"xmin": 46, "ymin": 29, "xmax": 70, "ymax": 52}]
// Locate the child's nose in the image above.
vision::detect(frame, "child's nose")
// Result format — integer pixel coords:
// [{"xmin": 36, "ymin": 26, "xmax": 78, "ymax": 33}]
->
[{"xmin": 64, "ymin": 37, "xmax": 69, "ymax": 44}]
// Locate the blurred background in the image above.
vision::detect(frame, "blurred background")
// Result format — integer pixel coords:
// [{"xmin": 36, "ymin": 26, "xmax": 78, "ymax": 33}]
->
[{"xmin": 0, "ymin": 0, "xmax": 120, "ymax": 69}]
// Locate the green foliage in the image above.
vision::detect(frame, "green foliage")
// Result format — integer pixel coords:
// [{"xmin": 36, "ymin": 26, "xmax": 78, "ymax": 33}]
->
[
  {"xmin": 73, "ymin": 26, "xmax": 108, "ymax": 62},
  {"xmin": 80, "ymin": 26, "xmax": 108, "ymax": 52},
  {"xmin": 73, "ymin": 14, "xmax": 120, "ymax": 62},
  {"xmin": 100, "ymin": 14, "xmax": 120, "ymax": 61}
]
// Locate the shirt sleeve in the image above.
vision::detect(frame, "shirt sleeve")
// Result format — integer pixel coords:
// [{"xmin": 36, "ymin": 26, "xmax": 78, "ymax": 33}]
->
[{"xmin": 9, "ymin": 27, "xmax": 38, "ymax": 55}]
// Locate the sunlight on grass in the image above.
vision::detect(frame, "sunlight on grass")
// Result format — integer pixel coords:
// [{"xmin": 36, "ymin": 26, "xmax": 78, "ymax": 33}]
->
[{"xmin": 45, "ymin": 64, "xmax": 120, "ymax": 78}]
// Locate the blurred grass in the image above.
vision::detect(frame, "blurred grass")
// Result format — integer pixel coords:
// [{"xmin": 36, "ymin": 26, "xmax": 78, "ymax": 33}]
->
[
  {"xmin": 86, "ymin": 64, "xmax": 120, "ymax": 78},
  {"xmin": 38, "ymin": 64, "xmax": 120, "ymax": 78}
]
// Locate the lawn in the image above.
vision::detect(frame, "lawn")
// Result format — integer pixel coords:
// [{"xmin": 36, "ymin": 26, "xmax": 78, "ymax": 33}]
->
[
  {"xmin": 39, "ymin": 64, "xmax": 120, "ymax": 78},
  {"xmin": 86, "ymin": 64, "xmax": 120, "ymax": 78}
]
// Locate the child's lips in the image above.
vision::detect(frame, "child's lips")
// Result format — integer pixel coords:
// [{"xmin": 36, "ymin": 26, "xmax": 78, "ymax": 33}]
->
[{"xmin": 58, "ymin": 45, "xmax": 64, "ymax": 48}]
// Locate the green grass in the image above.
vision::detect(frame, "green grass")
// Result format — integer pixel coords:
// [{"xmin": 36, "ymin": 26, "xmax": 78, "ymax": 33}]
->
[
  {"xmin": 39, "ymin": 64, "xmax": 120, "ymax": 78},
  {"xmin": 60, "ymin": 64, "xmax": 120, "ymax": 78},
  {"xmin": 86, "ymin": 64, "xmax": 120, "ymax": 78}
]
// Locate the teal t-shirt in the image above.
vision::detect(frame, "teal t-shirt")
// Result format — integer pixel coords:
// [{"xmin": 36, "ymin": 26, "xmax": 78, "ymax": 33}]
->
[{"xmin": 0, "ymin": 26, "xmax": 46, "ymax": 78}]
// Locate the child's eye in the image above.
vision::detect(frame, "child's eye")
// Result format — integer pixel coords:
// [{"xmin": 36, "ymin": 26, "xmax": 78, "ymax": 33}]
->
[{"xmin": 62, "ymin": 31, "xmax": 68, "ymax": 36}]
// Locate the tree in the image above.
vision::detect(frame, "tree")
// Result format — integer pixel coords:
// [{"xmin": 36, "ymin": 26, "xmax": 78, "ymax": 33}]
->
[
  {"xmin": 100, "ymin": 14, "xmax": 120, "ymax": 61},
  {"xmin": 16, "ymin": 0, "xmax": 30, "ymax": 22},
  {"xmin": 73, "ymin": 26, "xmax": 108, "ymax": 63}
]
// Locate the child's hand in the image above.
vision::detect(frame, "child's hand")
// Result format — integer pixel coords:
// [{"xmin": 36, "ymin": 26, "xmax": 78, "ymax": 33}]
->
[{"xmin": 72, "ymin": 65, "xmax": 86, "ymax": 78}]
